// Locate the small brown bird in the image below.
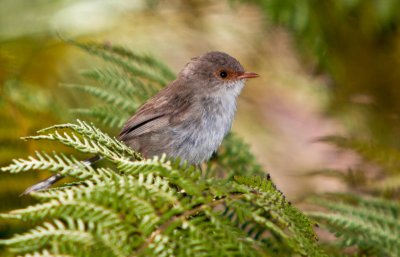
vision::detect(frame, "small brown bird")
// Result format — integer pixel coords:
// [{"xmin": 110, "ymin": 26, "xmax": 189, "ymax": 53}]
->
[{"xmin": 23, "ymin": 51, "xmax": 258, "ymax": 195}]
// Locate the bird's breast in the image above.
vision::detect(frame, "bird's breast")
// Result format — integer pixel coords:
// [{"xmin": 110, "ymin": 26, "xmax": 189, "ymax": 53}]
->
[{"xmin": 170, "ymin": 95, "xmax": 237, "ymax": 164}]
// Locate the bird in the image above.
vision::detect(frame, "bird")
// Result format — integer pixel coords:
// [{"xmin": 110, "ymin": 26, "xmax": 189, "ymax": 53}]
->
[{"xmin": 22, "ymin": 51, "xmax": 259, "ymax": 195}]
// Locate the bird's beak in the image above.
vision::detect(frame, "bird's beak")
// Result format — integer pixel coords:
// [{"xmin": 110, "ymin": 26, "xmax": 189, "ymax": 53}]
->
[{"xmin": 237, "ymin": 72, "xmax": 259, "ymax": 79}]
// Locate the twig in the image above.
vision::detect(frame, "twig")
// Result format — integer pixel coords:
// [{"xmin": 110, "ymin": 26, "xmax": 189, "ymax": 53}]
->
[{"xmin": 132, "ymin": 193, "xmax": 245, "ymax": 256}]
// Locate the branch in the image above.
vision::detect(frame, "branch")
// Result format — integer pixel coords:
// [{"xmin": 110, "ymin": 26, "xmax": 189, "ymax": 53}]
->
[{"xmin": 132, "ymin": 193, "xmax": 246, "ymax": 256}]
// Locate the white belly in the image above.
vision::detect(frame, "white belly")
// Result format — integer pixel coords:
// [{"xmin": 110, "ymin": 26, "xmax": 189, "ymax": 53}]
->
[{"xmin": 172, "ymin": 94, "xmax": 237, "ymax": 164}]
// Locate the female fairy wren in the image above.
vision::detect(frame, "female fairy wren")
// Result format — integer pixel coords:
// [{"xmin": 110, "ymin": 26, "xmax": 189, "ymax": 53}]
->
[
  {"xmin": 22, "ymin": 51, "xmax": 258, "ymax": 194},
  {"xmin": 119, "ymin": 51, "xmax": 258, "ymax": 164}
]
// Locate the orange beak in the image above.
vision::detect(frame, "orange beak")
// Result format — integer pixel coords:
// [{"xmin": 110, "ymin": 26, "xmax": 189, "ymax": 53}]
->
[{"xmin": 237, "ymin": 72, "xmax": 259, "ymax": 79}]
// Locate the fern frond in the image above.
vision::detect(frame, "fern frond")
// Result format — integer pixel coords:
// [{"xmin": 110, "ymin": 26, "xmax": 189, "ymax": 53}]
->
[
  {"xmin": 16, "ymin": 249, "xmax": 74, "ymax": 257},
  {"xmin": 234, "ymin": 176, "xmax": 325, "ymax": 257},
  {"xmin": 81, "ymin": 68, "xmax": 139, "ymax": 98},
  {"xmin": 63, "ymin": 84, "xmax": 137, "ymax": 113},
  {"xmin": 73, "ymin": 41, "xmax": 175, "ymax": 81},
  {"xmin": 310, "ymin": 194, "xmax": 400, "ymax": 256},
  {"xmin": 71, "ymin": 107, "xmax": 129, "ymax": 128},
  {"xmin": 92, "ymin": 44, "xmax": 175, "ymax": 81},
  {"xmin": 0, "ymin": 219, "xmax": 94, "ymax": 253},
  {"xmin": 26, "ymin": 171, "xmax": 179, "ymax": 237},
  {"xmin": 207, "ymin": 134, "xmax": 264, "ymax": 179},
  {"xmin": 2, "ymin": 139, "xmax": 325, "ymax": 257},
  {"xmin": 81, "ymin": 67, "xmax": 164, "ymax": 101},
  {"xmin": 353, "ymin": 194, "xmax": 399, "ymax": 217},
  {"xmin": 72, "ymin": 41, "xmax": 172, "ymax": 86},
  {"xmin": 1, "ymin": 200, "xmax": 135, "ymax": 255},
  {"xmin": 22, "ymin": 120, "xmax": 141, "ymax": 161},
  {"xmin": 0, "ymin": 151, "xmax": 95, "ymax": 179},
  {"xmin": 1, "ymin": 43, "xmax": 327, "ymax": 257},
  {"xmin": 65, "ymin": 42, "xmax": 172, "ymax": 128},
  {"xmin": 168, "ymin": 213, "xmax": 261, "ymax": 257},
  {"xmin": 312, "ymin": 197, "xmax": 400, "ymax": 233},
  {"xmin": 3, "ymin": 153, "xmax": 326, "ymax": 256},
  {"xmin": 117, "ymin": 156, "xmax": 204, "ymax": 196}
]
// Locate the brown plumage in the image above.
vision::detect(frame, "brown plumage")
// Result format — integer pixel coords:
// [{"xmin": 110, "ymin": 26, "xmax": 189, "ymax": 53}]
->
[
  {"xmin": 22, "ymin": 51, "xmax": 258, "ymax": 195},
  {"xmin": 118, "ymin": 51, "xmax": 258, "ymax": 164}
]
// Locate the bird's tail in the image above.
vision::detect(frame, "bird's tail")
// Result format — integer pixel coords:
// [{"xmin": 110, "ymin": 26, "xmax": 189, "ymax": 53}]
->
[{"xmin": 21, "ymin": 155, "xmax": 102, "ymax": 196}]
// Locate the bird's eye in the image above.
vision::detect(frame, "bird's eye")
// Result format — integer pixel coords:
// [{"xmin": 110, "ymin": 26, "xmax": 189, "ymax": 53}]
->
[{"xmin": 219, "ymin": 70, "xmax": 228, "ymax": 78}]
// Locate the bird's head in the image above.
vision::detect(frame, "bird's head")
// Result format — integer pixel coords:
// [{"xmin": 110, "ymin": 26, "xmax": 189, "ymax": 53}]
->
[{"xmin": 179, "ymin": 51, "xmax": 258, "ymax": 97}]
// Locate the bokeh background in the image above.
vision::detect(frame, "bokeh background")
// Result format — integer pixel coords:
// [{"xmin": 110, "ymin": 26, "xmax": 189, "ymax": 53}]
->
[{"xmin": 1, "ymin": 0, "xmax": 400, "ymax": 255}]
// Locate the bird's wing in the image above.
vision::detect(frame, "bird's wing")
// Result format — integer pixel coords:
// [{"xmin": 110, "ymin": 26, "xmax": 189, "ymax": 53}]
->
[
  {"xmin": 118, "ymin": 113, "xmax": 169, "ymax": 139},
  {"xmin": 118, "ymin": 83, "xmax": 193, "ymax": 139},
  {"xmin": 118, "ymin": 97, "xmax": 170, "ymax": 139}
]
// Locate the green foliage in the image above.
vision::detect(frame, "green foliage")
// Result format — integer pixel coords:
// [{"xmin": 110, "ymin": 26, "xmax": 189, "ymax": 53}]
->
[
  {"xmin": 308, "ymin": 134, "xmax": 400, "ymax": 256},
  {"xmin": 22, "ymin": 120, "xmax": 140, "ymax": 162},
  {"xmin": 309, "ymin": 194, "xmax": 400, "ymax": 257},
  {"xmin": 206, "ymin": 133, "xmax": 264, "ymax": 180},
  {"xmin": 3, "ymin": 38, "xmax": 400, "ymax": 257},
  {"xmin": 0, "ymin": 41, "xmax": 326, "ymax": 256},
  {"xmin": 1, "ymin": 120, "xmax": 325, "ymax": 257},
  {"xmin": 66, "ymin": 40, "xmax": 263, "ymax": 181},
  {"xmin": 67, "ymin": 41, "xmax": 171, "ymax": 129}
]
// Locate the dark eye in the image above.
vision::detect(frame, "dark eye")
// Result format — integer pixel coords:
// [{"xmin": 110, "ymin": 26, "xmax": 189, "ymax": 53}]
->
[{"xmin": 219, "ymin": 70, "xmax": 228, "ymax": 78}]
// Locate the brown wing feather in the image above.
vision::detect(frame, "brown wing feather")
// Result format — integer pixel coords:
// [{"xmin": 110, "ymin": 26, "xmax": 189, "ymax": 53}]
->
[
  {"xmin": 118, "ymin": 80, "xmax": 194, "ymax": 141},
  {"xmin": 118, "ymin": 96, "xmax": 169, "ymax": 140}
]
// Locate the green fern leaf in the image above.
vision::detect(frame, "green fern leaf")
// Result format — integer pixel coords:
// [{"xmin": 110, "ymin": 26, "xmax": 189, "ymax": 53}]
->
[
  {"xmin": 16, "ymin": 249, "xmax": 74, "ymax": 257},
  {"xmin": 310, "ymin": 194, "xmax": 400, "ymax": 256},
  {"xmin": 22, "ymin": 120, "xmax": 140, "ymax": 161},
  {"xmin": 71, "ymin": 107, "xmax": 129, "ymax": 128},
  {"xmin": 0, "ymin": 151, "xmax": 95, "ymax": 180},
  {"xmin": 63, "ymin": 84, "xmax": 137, "ymax": 113},
  {"xmin": 71, "ymin": 41, "xmax": 171, "ymax": 86},
  {"xmin": 1, "ymin": 42, "xmax": 327, "ymax": 257}
]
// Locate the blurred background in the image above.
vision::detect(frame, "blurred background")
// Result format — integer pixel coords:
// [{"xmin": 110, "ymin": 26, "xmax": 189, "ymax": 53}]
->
[{"xmin": 1, "ymin": 0, "xmax": 400, "ymax": 255}]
